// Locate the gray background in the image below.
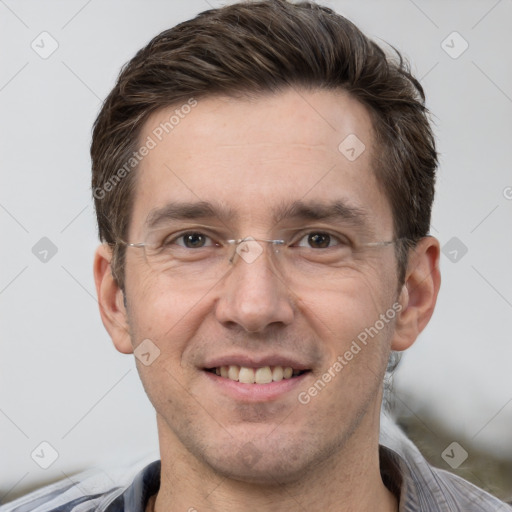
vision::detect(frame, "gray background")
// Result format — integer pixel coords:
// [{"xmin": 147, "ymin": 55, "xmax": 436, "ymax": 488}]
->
[{"xmin": 1, "ymin": 0, "xmax": 511, "ymax": 503}]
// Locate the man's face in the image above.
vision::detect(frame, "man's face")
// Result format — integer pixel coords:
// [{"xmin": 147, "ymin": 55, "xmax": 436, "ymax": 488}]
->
[{"xmin": 123, "ymin": 89, "xmax": 402, "ymax": 483}]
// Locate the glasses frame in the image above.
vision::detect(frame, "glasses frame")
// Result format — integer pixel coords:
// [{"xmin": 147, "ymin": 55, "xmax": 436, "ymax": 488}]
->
[{"xmin": 116, "ymin": 234, "xmax": 405, "ymax": 267}]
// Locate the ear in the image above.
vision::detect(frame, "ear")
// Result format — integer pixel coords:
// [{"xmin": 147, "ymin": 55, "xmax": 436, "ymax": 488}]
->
[
  {"xmin": 391, "ymin": 236, "xmax": 441, "ymax": 351},
  {"xmin": 93, "ymin": 244, "xmax": 134, "ymax": 354}
]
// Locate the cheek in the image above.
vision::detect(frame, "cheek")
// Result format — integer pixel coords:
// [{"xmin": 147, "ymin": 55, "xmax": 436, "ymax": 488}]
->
[
  {"xmin": 300, "ymin": 260, "xmax": 397, "ymax": 332},
  {"xmin": 294, "ymin": 262, "xmax": 398, "ymax": 395},
  {"xmin": 126, "ymin": 280, "xmax": 208, "ymax": 411},
  {"xmin": 297, "ymin": 287, "xmax": 395, "ymax": 413},
  {"xmin": 129, "ymin": 270, "xmax": 202, "ymax": 331},
  {"xmin": 126, "ymin": 272, "xmax": 220, "ymax": 381}
]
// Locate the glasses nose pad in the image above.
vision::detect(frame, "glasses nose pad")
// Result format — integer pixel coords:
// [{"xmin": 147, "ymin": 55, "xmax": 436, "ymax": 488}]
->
[
  {"xmin": 228, "ymin": 238, "xmax": 284, "ymax": 268},
  {"xmin": 269, "ymin": 241, "xmax": 287, "ymax": 278},
  {"xmin": 229, "ymin": 237, "xmax": 264, "ymax": 265}
]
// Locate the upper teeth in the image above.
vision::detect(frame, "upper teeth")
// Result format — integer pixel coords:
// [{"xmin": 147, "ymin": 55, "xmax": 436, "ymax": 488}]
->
[{"xmin": 214, "ymin": 365, "xmax": 300, "ymax": 384}]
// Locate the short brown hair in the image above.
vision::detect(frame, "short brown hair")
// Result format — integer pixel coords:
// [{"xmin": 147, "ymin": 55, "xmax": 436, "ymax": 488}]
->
[{"xmin": 91, "ymin": 0, "xmax": 437, "ymax": 290}]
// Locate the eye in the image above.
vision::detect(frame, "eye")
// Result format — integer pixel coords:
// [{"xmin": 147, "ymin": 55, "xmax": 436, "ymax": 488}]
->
[
  {"xmin": 296, "ymin": 232, "xmax": 346, "ymax": 249},
  {"xmin": 167, "ymin": 232, "xmax": 215, "ymax": 249}
]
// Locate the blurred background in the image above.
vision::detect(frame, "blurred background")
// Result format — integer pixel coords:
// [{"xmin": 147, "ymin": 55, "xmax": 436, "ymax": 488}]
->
[{"xmin": 1, "ymin": 0, "xmax": 511, "ymax": 505}]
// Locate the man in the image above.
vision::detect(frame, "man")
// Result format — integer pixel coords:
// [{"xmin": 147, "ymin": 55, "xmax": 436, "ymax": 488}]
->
[{"xmin": 3, "ymin": 1, "xmax": 510, "ymax": 511}]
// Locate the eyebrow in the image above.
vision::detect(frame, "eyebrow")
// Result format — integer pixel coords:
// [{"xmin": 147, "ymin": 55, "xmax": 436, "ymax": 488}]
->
[
  {"xmin": 145, "ymin": 199, "xmax": 371, "ymax": 232},
  {"xmin": 274, "ymin": 200, "xmax": 370, "ymax": 227},
  {"xmin": 145, "ymin": 201, "xmax": 236, "ymax": 229}
]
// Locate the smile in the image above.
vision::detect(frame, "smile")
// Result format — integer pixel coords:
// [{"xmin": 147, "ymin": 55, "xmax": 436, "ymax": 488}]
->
[{"xmin": 205, "ymin": 365, "xmax": 309, "ymax": 384}]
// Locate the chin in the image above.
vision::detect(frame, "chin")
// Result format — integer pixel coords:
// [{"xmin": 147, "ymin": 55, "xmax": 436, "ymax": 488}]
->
[
  {"xmin": 207, "ymin": 455, "xmax": 309, "ymax": 486},
  {"xmin": 198, "ymin": 434, "xmax": 321, "ymax": 486}
]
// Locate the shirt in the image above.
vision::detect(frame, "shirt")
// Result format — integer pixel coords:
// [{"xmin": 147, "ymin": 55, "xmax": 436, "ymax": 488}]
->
[{"xmin": 2, "ymin": 415, "xmax": 511, "ymax": 512}]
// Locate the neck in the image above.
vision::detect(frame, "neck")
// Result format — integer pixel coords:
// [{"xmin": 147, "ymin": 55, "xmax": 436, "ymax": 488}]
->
[{"xmin": 151, "ymin": 408, "xmax": 398, "ymax": 512}]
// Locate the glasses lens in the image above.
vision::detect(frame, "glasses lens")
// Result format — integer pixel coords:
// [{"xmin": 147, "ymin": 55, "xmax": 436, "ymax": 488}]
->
[{"xmin": 134, "ymin": 228, "xmax": 396, "ymax": 288}]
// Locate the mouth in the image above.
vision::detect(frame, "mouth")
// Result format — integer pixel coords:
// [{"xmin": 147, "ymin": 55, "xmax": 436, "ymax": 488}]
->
[{"xmin": 204, "ymin": 365, "xmax": 311, "ymax": 384}]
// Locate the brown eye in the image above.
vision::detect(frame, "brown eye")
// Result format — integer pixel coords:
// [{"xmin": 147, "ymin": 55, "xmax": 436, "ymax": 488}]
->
[
  {"xmin": 181, "ymin": 232, "xmax": 208, "ymax": 248},
  {"xmin": 307, "ymin": 233, "xmax": 331, "ymax": 248}
]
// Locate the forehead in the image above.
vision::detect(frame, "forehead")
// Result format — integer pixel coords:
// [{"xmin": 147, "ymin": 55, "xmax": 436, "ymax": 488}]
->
[{"xmin": 130, "ymin": 88, "xmax": 393, "ymax": 237}]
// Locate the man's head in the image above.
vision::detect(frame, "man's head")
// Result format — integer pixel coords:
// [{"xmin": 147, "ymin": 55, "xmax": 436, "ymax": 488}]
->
[
  {"xmin": 91, "ymin": 0, "xmax": 437, "ymax": 291},
  {"xmin": 92, "ymin": 0, "xmax": 440, "ymax": 489}
]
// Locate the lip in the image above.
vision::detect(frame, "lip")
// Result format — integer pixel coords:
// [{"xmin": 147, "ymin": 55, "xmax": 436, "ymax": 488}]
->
[
  {"xmin": 202, "ymin": 353, "xmax": 311, "ymax": 371},
  {"xmin": 202, "ymin": 370, "xmax": 311, "ymax": 402}
]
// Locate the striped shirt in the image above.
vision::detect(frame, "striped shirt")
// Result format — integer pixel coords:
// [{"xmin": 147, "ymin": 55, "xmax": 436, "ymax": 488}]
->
[{"xmin": 2, "ymin": 416, "xmax": 510, "ymax": 512}]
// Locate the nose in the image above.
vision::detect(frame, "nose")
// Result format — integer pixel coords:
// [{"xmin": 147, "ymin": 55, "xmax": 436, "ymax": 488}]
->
[{"xmin": 214, "ymin": 240, "xmax": 295, "ymax": 333}]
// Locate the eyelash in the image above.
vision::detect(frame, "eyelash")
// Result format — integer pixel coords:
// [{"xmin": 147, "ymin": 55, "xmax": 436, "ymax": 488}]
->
[
  {"xmin": 295, "ymin": 231, "xmax": 350, "ymax": 248},
  {"xmin": 169, "ymin": 232, "xmax": 218, "ymax": 248},
  {"xmin": 163, "ymin": 230, "xmax": 351, "ymax": 249}
]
